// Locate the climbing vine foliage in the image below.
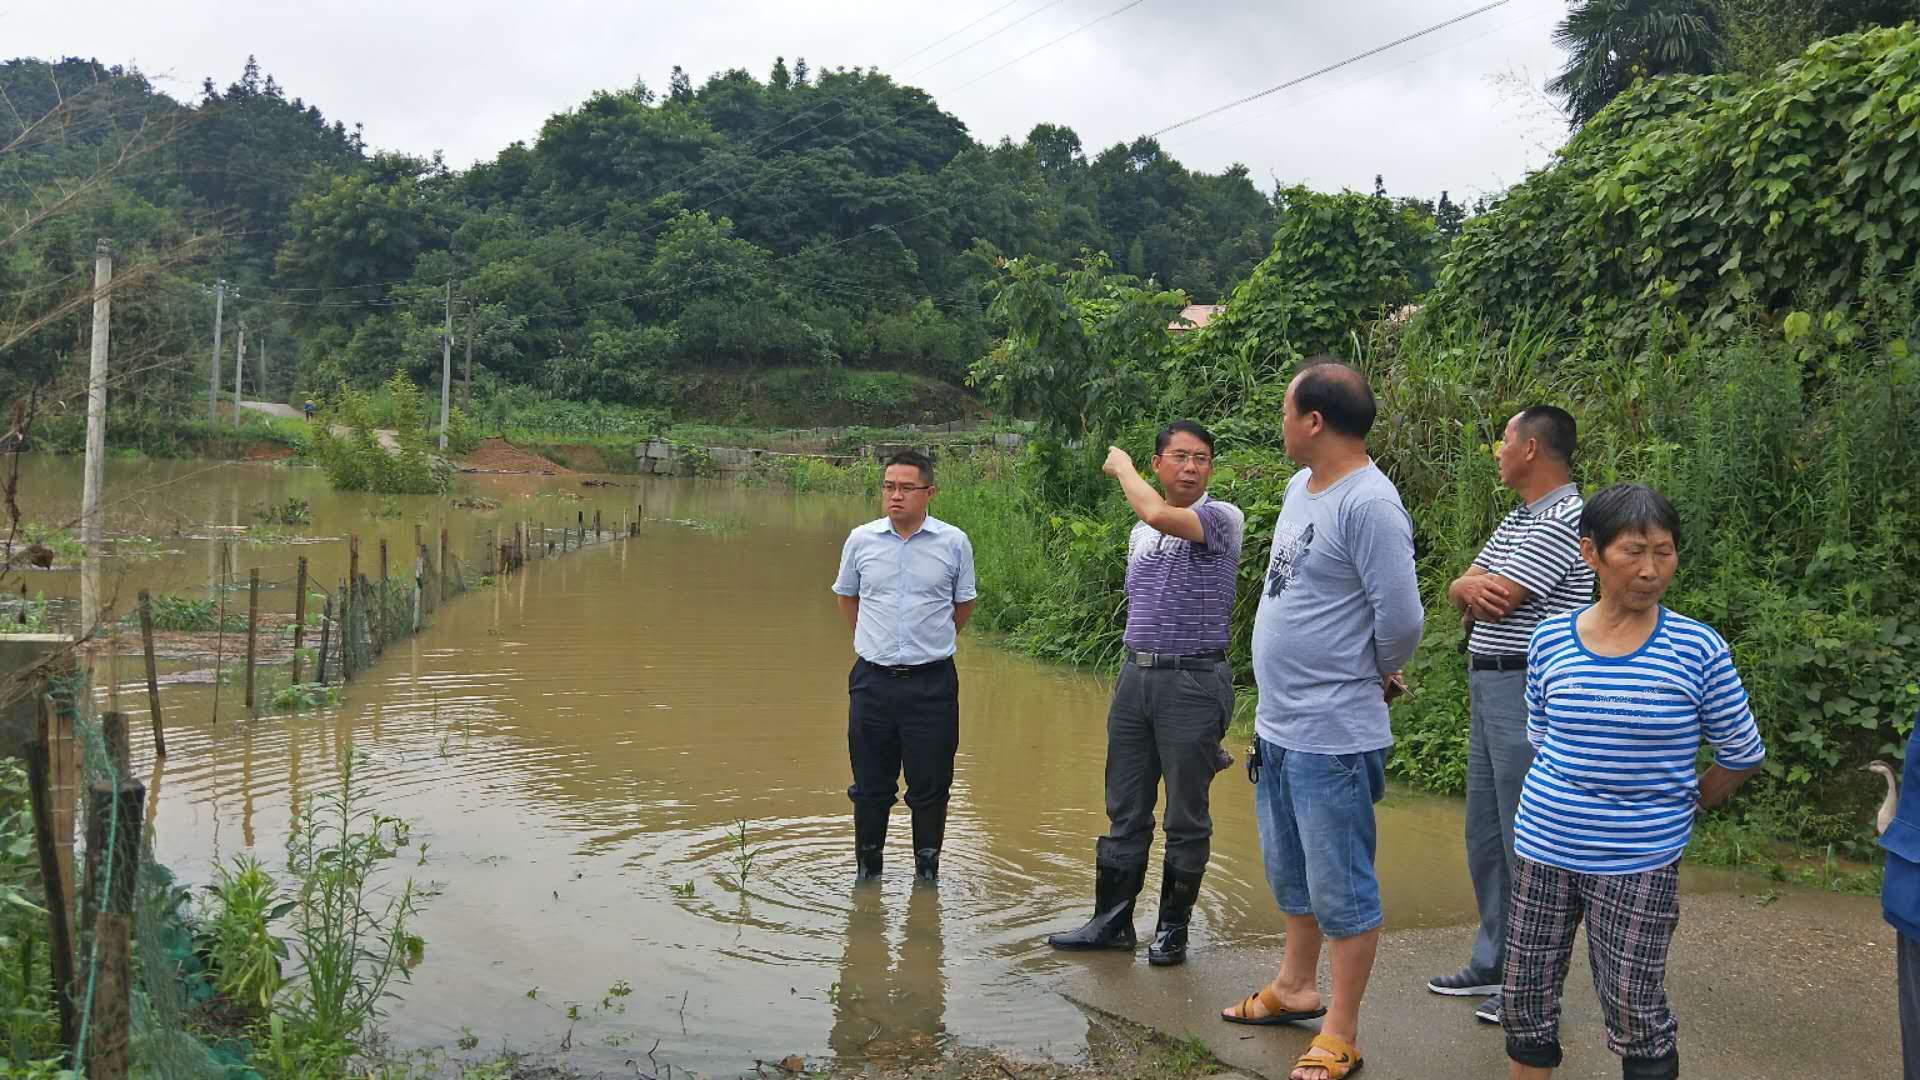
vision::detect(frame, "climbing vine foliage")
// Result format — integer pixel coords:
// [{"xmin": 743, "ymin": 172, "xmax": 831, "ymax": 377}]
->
[{"xmin": 1435, "ymin": 25, "xmax": 1920, "ymax": 344}]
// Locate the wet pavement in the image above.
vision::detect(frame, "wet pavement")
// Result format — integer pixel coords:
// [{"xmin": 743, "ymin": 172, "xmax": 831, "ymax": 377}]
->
[{"xmin": 1056, "ymin": 885, "xmax": 1897, "ymax": 1078}]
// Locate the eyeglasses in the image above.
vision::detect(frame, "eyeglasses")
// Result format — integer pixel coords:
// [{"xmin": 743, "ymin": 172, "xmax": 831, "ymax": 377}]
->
[
  {"xmin": 1160, "ymin": 451, "xmax": 1214, "ymax": 466},
  {"xmin": 881, "ymin": 482, "xmax": 933, "ymax": 495}
]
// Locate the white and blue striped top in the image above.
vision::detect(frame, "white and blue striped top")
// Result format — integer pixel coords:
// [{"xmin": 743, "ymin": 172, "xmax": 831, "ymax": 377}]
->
[{"xmin": 1514, "ymin": 607, "xmax": 1767, "ymax": 875}]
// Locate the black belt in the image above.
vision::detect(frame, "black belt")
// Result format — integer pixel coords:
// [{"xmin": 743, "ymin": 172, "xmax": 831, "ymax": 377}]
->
[
  {"xmin": 1125, "ymin": 648, "xmax": 1226, "ymax": 671},
  {"xmin": 861, "ymin": 657, "xmax": 953, "ymax": 678},
  {"xmin": 1468, "ymin": 653, "xmax": 1528, "ymax": 672}
]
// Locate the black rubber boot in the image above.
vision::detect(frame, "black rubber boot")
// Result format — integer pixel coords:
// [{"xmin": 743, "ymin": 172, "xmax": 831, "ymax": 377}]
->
[
  {"xmin": 854, "ymin": 803, "xmax": 889, "ymax": 884},
  {"xmin": 910, "ymin": 804, "xmax": 946, "ymax": 886},
  {"xmin": 1147, "ymin": 863, "xmax": 1204, "ymax": 967},
  {"xmin": 1047, "ymin": 863, "xmax": 1146, "ymax": 951}
]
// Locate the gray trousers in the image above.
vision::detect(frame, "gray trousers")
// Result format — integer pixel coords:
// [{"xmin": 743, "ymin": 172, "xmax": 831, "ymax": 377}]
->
[
  {"xmin": 1096, "ymin": 660, "xmax": 1232, "ymax": 875},
  {"xmin": 1466, "ymin": 667, "xmax": 1534, "ymax": 978},
  {"xmin": 1904, "ymin": 932, "xmax": 1920, "ymax": 1080}
]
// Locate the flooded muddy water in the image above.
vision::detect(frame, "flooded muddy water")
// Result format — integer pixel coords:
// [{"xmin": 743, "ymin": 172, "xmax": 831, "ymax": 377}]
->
[{"xmin": 5, "ymin": 457, "xmax": 1737, "ymax": 1074}]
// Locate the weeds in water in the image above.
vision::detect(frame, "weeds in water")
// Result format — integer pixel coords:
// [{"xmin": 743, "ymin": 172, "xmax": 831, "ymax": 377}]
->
[
  {"xmin": 268, "ymin": 681, "xmax": 342, "ymax": 712},
  {"xmin": 147, "ymin": 592, "xmax": 240, "ymax": 632},
  {"xmin": 728, "ymin": 820, "xmax": 759, "ymax": 891},
  {"xmin": 365, "ymin": 497, "xmax": 405, "ymax": 521},
  {"xmin": 670, "ymin": 881, "xmax": 695, "ymax": 898},
  {"xmin": 255, "ymin": 497, "xmax": 313, "ymax": 526},
  {"xmin": 0, "ymin": 592, "xmax": 53, "ymax": 634},
  {"xmin": 262, "ymin": 753, "xmax": 425, "ymax": 1078},
  {"xmin": 201, "ymin": 855, "xmax": 293, "ymax": 1012}
]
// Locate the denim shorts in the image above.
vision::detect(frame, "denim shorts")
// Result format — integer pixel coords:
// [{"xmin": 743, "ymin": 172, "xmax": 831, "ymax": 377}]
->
[{"xmin": 1254, "ymin": 738, "xmax": 1388, "ymax": 939}]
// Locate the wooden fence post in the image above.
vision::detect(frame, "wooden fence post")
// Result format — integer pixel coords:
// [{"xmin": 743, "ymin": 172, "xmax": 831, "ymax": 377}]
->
[
  {"xmin": 378, "ymin": 539, "xmax": 390, "ymax": 653},
  {"xmin": 44, "ymin": 694, "xmax": 76, "ymax": 914},
  {"xmin": 24, "ymin": 733, "xmax": 77, "ymax": 1058},
  {"xmin": 488, "ymin": 528, "xmax": 499, "ymax": 576},
  {"xmin": 316, "ymin": 594, "xmax": 333, "ymax": 686},
  {"xmin": 83, "ymin": 769, "xmax": 143, "ymax": 1080},
  {"xmin": 593, "ymin": 509, "xmax": 602, "ymax": 539},
  {"xmin": 337, "ymin": 580, "xmax": 353, "ymax": 682},
  {"xmin": 439, "ymin": 528, "xmax": 451, "ymax": 600},
  {"xmin": 137, "ymin": 593, "xmax": 164, "ymax": 758},
  {"xmin": 413, "ymin": 550, "xmax": 425, "ymax": 633},
  {"xmin": 291, "ymin": 558, "xmax": 308, "ymax": 686},
  {"xmin": 348, "ymin": 533, "xmax": 360, "ymax": 592},
  {"xmin": 244, "ymin": 569, "xmax": 259, "ymax": 714}
]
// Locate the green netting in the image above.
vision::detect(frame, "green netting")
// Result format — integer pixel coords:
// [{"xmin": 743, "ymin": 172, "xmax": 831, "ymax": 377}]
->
[
  {"xmin": 10, "ymin": 517, "xmax": 628, "ymax": 1076},
  {"xmin": 51, "ymin": 671, "xmax": 248, "ymax": 1079}
]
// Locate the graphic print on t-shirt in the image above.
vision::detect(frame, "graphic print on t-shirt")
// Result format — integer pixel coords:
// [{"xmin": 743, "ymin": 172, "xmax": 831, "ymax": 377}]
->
[{"xmin": 1264, "ymin": 521, "xmax": 1315, "ymax": 598}]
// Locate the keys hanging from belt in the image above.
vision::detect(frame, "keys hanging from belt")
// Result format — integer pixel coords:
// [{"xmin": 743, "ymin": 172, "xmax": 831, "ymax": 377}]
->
[{"xmin": 1245, "ymin": 740, "xmax": 1262, "ymax": 784}]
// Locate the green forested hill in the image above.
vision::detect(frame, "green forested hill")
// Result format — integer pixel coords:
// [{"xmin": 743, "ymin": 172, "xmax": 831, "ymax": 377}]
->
[{"xmin": 0, "ymin": 53, "xmax": 1462, "ymax": 417}]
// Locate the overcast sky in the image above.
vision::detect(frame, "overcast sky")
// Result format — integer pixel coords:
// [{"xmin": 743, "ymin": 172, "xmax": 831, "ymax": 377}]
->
[{"xmin": 7, "ymin": 0, "xmax": 1573, "ymax": 202}]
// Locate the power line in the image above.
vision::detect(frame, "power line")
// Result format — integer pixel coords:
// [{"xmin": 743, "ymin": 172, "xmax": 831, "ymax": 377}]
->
[
  {"xmin": 1159, "ymin": 2, "xmax": 1556, "ymax": 151},
  {"xmin": 1144, "ymin": 0, "xmax": 1512, "ymax": 140}
]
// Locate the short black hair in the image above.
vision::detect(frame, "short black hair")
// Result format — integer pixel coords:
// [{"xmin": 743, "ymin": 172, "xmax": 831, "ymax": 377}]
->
[
  {"xmin": 1580, "ymin": 483, "xmax": 1681, "ymax": 553},
  {"xmin": 1293, "ymin": 356, "xmax": 1376, "ymax": 438},
  {"xmin": 1514, "ymin": 405, "xmax": 1577, "ymax": 465},
  {"xmin": 884, "ymin": 449, "xmax": 934, "ymax": 484},
  {"xmin": 1154, "ymin": 419, "xmax": 1217, "ymax": 456}
]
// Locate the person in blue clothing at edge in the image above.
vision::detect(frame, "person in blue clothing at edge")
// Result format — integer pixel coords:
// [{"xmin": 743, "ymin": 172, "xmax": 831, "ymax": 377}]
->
[
  {"xmin": 1881, "ymin": 715, "xmax": 1920, "ymax": 1080},
  {"xmin": 1502, "ymin": 483, "xmax": 1767, "ymax": 1080}
]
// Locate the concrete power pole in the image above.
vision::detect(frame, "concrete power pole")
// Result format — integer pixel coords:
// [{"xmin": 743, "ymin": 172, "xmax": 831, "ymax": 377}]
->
[
  {"xmin": 233, "ymin": 320, "xmax": 246, "ymax": 425},
  {"xmin": 439, "ymin": 280, "xmax": 452, "ymax": 450},
  {"xmin": 80, "ymin": 239, "xmax": 113, "ymax": 635},
  {"xmin": 464, "ymin": 300, "xmax": 475, "ymax": 410},
  {"xmin": 208, "ymin": 280, "xmax": 225, "ymax": 422},
  {"xmin": 258, "ymin": 333, "xmax": 268, "ymax": 404}
]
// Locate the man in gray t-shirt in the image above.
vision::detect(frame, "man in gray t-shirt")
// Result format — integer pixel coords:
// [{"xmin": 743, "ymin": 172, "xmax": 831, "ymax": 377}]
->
[{"xmin": 1220, "ymin": 360, "xmax": 1423, "ymax": 1080}]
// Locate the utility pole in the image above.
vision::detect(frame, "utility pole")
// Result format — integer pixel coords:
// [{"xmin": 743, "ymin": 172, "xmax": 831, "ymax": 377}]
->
[
  {"xmin": 463, "ymin": 300, "xmax": 475, "ymax": 410},
  {"xmin": 208, "ymin": 280, "xmax": 225, "ymax": 422},
  {"xmin": 439, "ymin": 279, "xmax": 452, "ymax": 450},
  {"xmin": 232, "ymin": 320, "xmax": 246, "ymax": 425},
  {"xmin": 257, "ymin": 332, "xmax": 268, "ymax": 405},
  {"xmin": 81, "ymin": 239, "xmax": 112, "ymax": 637}
]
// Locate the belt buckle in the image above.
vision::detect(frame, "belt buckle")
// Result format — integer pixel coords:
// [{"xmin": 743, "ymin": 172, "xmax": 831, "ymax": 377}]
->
[
  {"xmin": 1136, "ymin": 651, "xmax": 1160, "ymax": 669},
  {"xmin": 885, "ymin": 664, "xmax": 913, "ymax": 678}
]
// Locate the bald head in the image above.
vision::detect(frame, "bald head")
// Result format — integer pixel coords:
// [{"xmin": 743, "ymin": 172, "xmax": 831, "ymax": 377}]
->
[{"xmin": 1291, "ymin": 357, "xmax": 1376, "ymax": 439}]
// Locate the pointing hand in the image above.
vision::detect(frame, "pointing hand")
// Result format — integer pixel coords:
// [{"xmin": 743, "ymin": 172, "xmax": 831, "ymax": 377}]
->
[{"xmin": 1102, "ymin": 446, "xmax": 1134, "ymax": 478}]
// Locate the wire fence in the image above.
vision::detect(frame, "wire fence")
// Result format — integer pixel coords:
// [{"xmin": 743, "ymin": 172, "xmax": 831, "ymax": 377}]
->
[{"xmin": 3, "ymin": 502, "xmax": 644, "ymax": 1076}]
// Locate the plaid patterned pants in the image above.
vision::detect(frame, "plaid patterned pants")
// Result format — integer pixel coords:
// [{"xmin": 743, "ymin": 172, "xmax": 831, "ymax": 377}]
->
[{"xmin": 1502, "ymin": 856, "xmax": 1682, "ymax": 1070}]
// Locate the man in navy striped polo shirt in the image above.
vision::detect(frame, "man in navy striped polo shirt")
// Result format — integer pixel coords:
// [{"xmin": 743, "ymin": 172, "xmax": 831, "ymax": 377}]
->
[
  {"xmin": 1049, "ymin": 420, "xmax": 1244, "ymax": 967},
  {"xmin": 1428, "ymin": 406, "xmax": 1593, "ymax": 1025}
]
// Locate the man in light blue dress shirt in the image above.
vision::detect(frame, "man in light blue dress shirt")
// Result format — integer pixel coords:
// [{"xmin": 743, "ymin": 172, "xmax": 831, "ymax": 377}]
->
[{"xmin": 832, "ymin": 450, "xmax": 977, "ymax": 886}]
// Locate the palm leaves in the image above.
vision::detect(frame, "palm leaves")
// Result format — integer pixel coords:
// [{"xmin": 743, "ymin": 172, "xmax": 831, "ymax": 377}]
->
[{"xmin": 1549, "ymin": 0, "xmax": 1722, "ymax": 126}]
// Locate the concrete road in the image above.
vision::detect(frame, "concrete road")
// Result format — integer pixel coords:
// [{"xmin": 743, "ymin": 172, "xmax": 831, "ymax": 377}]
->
[
  {"xmin": 1055, "ymin": 884, "xmax": 1896, "ymax": 1079},
  {"xmin": 236, "ymin": 399, "xmax": 399, "ymax": 450}
]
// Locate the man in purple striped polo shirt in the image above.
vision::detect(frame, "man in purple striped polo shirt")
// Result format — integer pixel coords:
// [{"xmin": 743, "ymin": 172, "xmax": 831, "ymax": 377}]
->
[{"xmin": 1049, "ymin": 420, "xmax": 1245, "ymax": 967}]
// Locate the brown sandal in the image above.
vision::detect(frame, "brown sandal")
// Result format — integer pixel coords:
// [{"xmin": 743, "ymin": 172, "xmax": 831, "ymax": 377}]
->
[
  {"xmin": 1291, "ymin": 1032, "xmax": 1362, "ymax": 1079},
  {"xmin": 1219, "ymin": 983, "xmax": 1328, "ymax": 1026}
]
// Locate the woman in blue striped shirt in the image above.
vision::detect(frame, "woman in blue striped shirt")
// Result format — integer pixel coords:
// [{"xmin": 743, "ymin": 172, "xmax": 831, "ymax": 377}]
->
[{"xmin": 1504, "ymin": 484, "xmax": 1766, "ymax": 1080}]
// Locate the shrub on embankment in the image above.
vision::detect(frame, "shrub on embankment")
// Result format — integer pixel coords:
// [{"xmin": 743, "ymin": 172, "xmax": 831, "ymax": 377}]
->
[{"xmin": 948, "ymin": 27, "xmax": 1920, "ymax": 857}]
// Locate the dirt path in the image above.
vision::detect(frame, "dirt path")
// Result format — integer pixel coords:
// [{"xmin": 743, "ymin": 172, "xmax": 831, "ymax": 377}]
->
[{"xmin": 238, "ymin": 399, "xmax": 399, "ymax": 450}]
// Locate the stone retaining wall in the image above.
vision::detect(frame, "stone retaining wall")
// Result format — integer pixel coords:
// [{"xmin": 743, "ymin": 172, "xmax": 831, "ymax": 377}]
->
[{"xmin": 633, "ymin": 434, "xmax": 1023, "ymax": 477}]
